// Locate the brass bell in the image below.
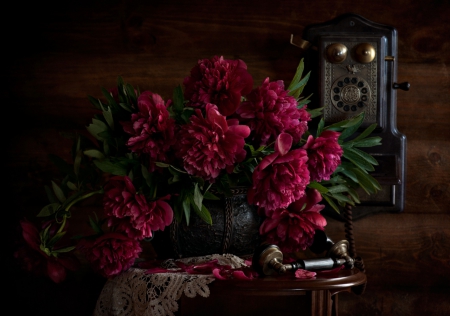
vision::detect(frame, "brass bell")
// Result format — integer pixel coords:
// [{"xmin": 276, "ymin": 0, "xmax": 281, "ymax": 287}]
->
[
  {"xmin": 326, "ymin": 43, "xmax": 348, "ymax": 63},
  {"xmin": 353, "ymin": 43, "xmax": 376, "ymax": 63}
]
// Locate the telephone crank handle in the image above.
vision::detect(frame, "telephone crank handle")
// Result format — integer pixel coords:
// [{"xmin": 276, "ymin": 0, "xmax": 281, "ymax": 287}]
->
[{"xmin": 284, "ymin": 257, "xmax": 347, "ymax": 272}]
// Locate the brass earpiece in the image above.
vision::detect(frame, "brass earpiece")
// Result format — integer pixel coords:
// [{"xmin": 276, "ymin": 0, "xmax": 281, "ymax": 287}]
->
[
  {"xmin": 353, "ymin": 43, "xmax": 376, "ymax": 63},
  {"xmin": 325, "ymin": 43, "xmax": 348, "ymax": 63}
]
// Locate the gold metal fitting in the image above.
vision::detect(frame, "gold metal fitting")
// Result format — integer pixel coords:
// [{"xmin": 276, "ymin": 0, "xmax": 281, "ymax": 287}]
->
[
  {"xmin": 353, "ymin": 43, "xmax": 376, "ymax": 63},
  {"xmin": 290, "ymin": 34, "xmax": 312, "ymax": 51},
  {"xmin": 326, "ymin": 43, "xmax": 348, "ymax": 63}
]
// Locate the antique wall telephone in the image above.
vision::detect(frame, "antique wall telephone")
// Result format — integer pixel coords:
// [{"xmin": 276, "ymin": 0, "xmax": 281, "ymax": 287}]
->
[
  {"xmin": 291, "ymin": 13, "xmax": 408, "ymax": 219},
  {"xmin": 252, "ymin": 14, "xmax": 409, "ymax": 279}
]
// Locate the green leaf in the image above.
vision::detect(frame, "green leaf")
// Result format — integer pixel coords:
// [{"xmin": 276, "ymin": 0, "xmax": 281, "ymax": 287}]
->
[
  {"xmin": 182, "ymin": 197, "xmax": 191, "ymax": 226},
  {"xmin": 89, "ymin": 215, "xmax": 103, "ymax": 234},
  {"xmin": 101, "ymin": 106, "xmax": 114, "ymax": 130},
  {"xmin": 327, "ymin": 184, "xmax": 350, "ymax": 194},
  {"xmin": 193, "ymin": 183, "xmax": 203, "ymax": 211},
  {"xmin": 352, "ymin": 123, "xmax": 377, "ymax": 142},
  {"xmin": 347, "ymin": 188, "xmax": 361, "ymax": 204},
  {"xmin": 37, "ymin": 203, "xmax": 61, "ymax": 217},
  {"xmin": 341, "ymin": 112, "xmax": 365, "ymax": 128},
  {"xmin": 203, "ymin": 191, "xmax": 220, "ymax": 200},
  {"xmin": 87, "ymin": 95, "xmax": 102, "ymax": 110},
  {"xmin": 322, "ymin": 194, "xmax": 340, "ymax": 214},
  {"xmin": 101, "ymin": 87, "xmax": 118, "ymax": 109},
  {"xmin": 351, "ymin": 136, "xmax": 382, "ymax": 148},
  {"xmin": 352, "ymin": 168, "xmax": 379, "ymax": 194},
  {"xmin": 307, "ymin": 107, "xmax": 323, "ymax": 119},
  {"xmin": 172, "ymin": 85, "xmax": 185, "ymax": 113},
  {"xmin": 346, "ymin": 147, "xmax": 379, "ymax": 166},
  {"xmin": 155, "ymin": 162, "xmax": 170, "ymax": 168},
  {"xmin": 190, "ymin": 198, "xmax": 212, "ymax": 225},
  {"xmin": 287, "ymin": 58, "xmax": 305, "ymax": 92},
  {"xmin": 307, "ymin": 181, "xmax": 329, "ymax": 193},
  {"xmin": 338, "ymin": 167, "xmax": 358, "ymax": 183},
  {"xmin": 52, "ymin": 246, "xmax": 76, "ymax": 254},
  {"xmin": 51, "ymin": 181, "xmax": 66, "ymax": 203},
  {"xmin": 86, "ymin": 119, "xmax": 109, "ymax": 141},
  {"xmin": 317, "ymin": 118, "xmax": 325, "ymax": 137},
  {"xmin": 343, "ymin": 149, "xmax": 375, "ymax": 172},
  {"xmin": 329, "ymin": 192, "xmax": 354, "ymax": 205},
  {"xmin": 289, "ymin": 72, "xmax": 311, "ymax": 99},
  {"xmin": 125, "ymin": 83, "xmax": 137, "ymax": 100},
  {"xmin": 83, "ymin": 149, "xmax": 106, "ymax": 160},
  {"xmin": 67, "ymin": 181, "xmax": 77, "ymax": 191},
  {"xmin": 93, "ymin": 160, "xmax": 128, "ymax": 176},
  {"xmin": 339, "ymin": 114, "xmax": 365, "ymax": 140}
]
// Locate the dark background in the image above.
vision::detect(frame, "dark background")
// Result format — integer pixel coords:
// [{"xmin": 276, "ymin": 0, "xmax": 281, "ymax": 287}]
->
[{"xmin": 4, "ymin": 0, "xmax": 450, "ymax": 315}]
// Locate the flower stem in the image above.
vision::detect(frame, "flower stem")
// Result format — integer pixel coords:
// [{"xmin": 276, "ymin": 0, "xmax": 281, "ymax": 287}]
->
[{"xmin": 64, "ymin": 189, "xmax": 105, "ymax": 212}]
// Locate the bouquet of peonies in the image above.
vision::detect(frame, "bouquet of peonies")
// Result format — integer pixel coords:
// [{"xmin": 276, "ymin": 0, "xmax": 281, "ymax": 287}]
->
[{"xmin": 14, "ymin": 56, "xmax": 381, "ymax": 282}]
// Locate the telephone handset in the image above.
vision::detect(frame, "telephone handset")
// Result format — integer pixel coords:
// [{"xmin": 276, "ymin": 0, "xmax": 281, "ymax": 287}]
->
[{"xmin": 292, "ymin": 13, "xmax": 408, "ymax": 218}]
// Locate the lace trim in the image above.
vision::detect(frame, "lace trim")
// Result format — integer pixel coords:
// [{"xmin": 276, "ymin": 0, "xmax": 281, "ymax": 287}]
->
[{"xmin": 93, "ymin": 254, "xmax": 248, "ymax": 316}]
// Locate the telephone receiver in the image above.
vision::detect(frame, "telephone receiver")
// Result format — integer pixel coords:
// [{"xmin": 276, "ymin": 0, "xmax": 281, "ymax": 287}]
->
[
  {"xmin": 290, "ymin": 13, "xmax": 408, "ymax": 219},
  {"xmin": 252, "ymin": 231, "xmax": 354, "ymax": 276}
]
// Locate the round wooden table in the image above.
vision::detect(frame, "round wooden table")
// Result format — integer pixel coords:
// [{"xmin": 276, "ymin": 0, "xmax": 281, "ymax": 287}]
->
[{"xmin": 177, "ymin": 268, "xmax": 367, "ymax": 316}]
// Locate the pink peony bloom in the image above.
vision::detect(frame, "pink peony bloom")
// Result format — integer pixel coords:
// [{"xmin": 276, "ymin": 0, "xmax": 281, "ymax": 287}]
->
[
  {"xmin": 77, "ymin": 232, "xmax": 142, "ymax": 278},
  {"xmin": 247, "ymin": 133, "xmax": 310, "ymax": 212},
  {"xmin": 259, "ymin": 188, "xmax": 327, "ymax": 253},
  {"xmin": 103, "ymin": 176, "xmax": 173, "ymax": 239},
  {"xmin": 303, "ymin": 130, "xmax": 343, "ymax": 182},
  {"xmin": 176, "ymin": 103, "xmax": 250, "ymax": 182},
  {"xmin": 236, "ymin": 78, "xmax": 311, "ymax": 146},
  {"xmin": 130, "ymin": 195, "xmax": 173, "ymax": 239},
  {"xmin": 183, "ymin": 55, "xmax": 254, "ymax": 116},
  {"xmin": 121, "ymin": 91, "xmax": 176, "ymax": 171},
  {"xmin": 14, "ymin": 219, "xmax": 80, "ymax": 283},
  {"xmin": 103, "ymin": 176, "xmax": 148, "ymax": 220}
]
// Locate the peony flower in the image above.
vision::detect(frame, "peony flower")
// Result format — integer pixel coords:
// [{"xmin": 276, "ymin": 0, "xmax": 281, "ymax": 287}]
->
[
  {"xmin": 130, "ymin": 195, "xmax": 174, "ymax": 239},
  {"xmin": 103, "ymin": 176, "xmax": 148, "ymax": 220},
  {"xmin": 176, "ymin": 103, "xmax": 250, "ymax": 181},
  {"xmin": 236, "ymin": 78, "xmax": 311, "ymax": 146},
  {"xmin": 303, "ymin": 130, "xmax": 343, "ymax": 182},
  {"xmin": 103, "ymin": 176, "xmax": 173, "ymax": 240},
  {"xmin": 121, "ymin": 91, "xmax": 176, "ymax": 171},
  {"xmin": 77, "ymin": 232, "xmax": 142, "ymax": 278},
  {"xmin": 183, "ymin": 55, "xmax": 254, "ymax": 116},
  {"xmin": 247, "ymin": 133, "xmax": 310, "ymax": 212},
  {"xmin": 259, "ymin": 188, "xmax": 327, "ymax": 253},
  {"xmin": 14, "ymin": 219, "xmax": 80, "ymax": 283}
]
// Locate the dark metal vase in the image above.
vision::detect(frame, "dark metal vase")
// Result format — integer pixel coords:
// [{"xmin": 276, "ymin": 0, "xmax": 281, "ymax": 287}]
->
[{"xmin": 169, "ymin": 187, "xmax": 262, "ymax": 258}]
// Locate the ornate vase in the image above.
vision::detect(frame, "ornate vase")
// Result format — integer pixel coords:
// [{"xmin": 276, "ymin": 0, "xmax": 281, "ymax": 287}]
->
[{"xmin": 154, "ymin": 187, "xmax": 263, "ymax": 259}]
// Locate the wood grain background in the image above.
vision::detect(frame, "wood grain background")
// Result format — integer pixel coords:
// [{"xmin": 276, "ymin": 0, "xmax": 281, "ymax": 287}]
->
[{"xmin": 5, "ymin": 1, "xmax": 450, "ymax": 315}]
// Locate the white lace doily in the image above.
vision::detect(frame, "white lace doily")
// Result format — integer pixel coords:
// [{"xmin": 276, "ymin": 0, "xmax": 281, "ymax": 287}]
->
[{"xmin": 93, "ymin": 254, "xmax": 249, "ymax": 316}]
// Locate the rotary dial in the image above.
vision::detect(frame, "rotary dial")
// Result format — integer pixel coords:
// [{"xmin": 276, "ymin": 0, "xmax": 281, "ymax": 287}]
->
[{"xmin": 330, "ymin": 75, "xmax": 372, "ymax": 114}]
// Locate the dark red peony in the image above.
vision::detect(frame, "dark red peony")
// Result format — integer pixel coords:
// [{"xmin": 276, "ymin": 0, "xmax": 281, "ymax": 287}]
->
[
  {"xmin": 183, "ymin": 55, "xmax": 254, "ymax": 116},
  {"xmin": 259, "ymin": 188, "xmax": 327, "ymax": 253},
  {"xmin": 121, "ymin": 91, "xmax": 176, "ymax": 171},
  {"xmin": 248, "ymin": 133, "xmax": 310, "ymax": 212},
  {"xmin": 176, "ymin": 103, "xmax": 250, "ymax": 182},
  {"xmin": 77, "ymin": 232, "xmax": 142, "ymax": 278},
  {"xmin": 103, "ymin": 176, "xmax": 173, "ymax": 240},
  {"xmin": 13, "ymin": 219, "xmax": 80, "ymax": 283},
  {"xmin": 236, "ymin": 78, "xmax": 311, "ymax": 146},
  {"xmin": 303, "ymin": 130, "xmax": 343, "ymax": 182}
]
